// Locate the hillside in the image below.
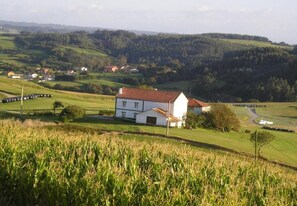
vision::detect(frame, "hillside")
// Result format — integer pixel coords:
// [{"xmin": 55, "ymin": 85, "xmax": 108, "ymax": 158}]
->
[
  {"xmin": 0, "ymin": 119, "xmax": 296, "ymax": 205},
  {"xmin": 0, "ymin": 76, "xmax": 114, "ymax": 113},
  {"xmin": 0, "ymin": 29, "xmax": 296, "ymax": 101}
]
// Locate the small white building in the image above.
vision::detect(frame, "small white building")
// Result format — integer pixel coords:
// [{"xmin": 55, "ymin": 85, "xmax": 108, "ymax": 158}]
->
[
  {"xmin": 115, "ymin": 87, "xmax": 188, "ymax": 127},
  {"xmin": 259, "ymin": 120, "xmax": 273, "ymax": 125},
  {"xmin": 81, "ymin": 67, "xmax": 88, "ymax": 71},
  {"xmin": 188, "ymin": 98, "xmax": 211, "ymax": 115}
]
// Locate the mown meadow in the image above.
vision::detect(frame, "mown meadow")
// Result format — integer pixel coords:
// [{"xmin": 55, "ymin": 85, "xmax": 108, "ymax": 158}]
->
[{"xmin": 0, "ymin": 119, "xmax": 296, "ymax": 205}]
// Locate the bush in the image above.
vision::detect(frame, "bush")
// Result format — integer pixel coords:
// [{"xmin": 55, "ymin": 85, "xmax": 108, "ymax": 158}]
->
[
  {"xmin": 185, "ymin": 112, "xmax": 206, "ymax": 129},
  {"xmin": 59, "ymin": 105, "xmax": 85, "ymax": 122},
  {"xmin": 205, "ymin": 104, "xmax": 240, "ymax": 132},
  {"xmin": 31, "ymin": 111, "xmax": 55, "ymax": 116}
]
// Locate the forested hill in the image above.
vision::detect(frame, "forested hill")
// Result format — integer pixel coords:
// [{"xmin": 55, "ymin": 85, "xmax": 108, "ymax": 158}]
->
[{"xmin": 0, "ymin": 29, "xmax": 296, "ymax": 102}]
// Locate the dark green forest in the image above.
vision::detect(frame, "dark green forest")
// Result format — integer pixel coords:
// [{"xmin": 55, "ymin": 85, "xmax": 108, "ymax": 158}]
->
[{"xmin": 1, "ymin": 30, "xmax": 297, "ymax": 102}]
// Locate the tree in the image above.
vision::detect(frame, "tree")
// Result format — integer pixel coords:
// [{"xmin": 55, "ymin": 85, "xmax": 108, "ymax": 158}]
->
[
  {"xmin": 205, "ymin": 104, "xmax": 240, "ymax": 132},
  {"xmin": 250, "ymin": 131, "xmax": 275, "ymax": 157},
  {"xmin": 53, "ymin": 101, "xmax": 64, "ymax": 114},
  {"xmin": 59, "ymin": 105, "xmax": 85, "ymax": 122}
]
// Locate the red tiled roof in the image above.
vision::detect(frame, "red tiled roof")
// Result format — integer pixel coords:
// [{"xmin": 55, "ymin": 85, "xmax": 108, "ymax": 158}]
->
[
  {"xmin": 152, "ymin": 108, "xmax": 180, "ymax": 122},
  {"xmin": 188, "ymin": 98, "xmax": 209, "ymax": 107},
  {"xmin": 116, "ymin": 87, "xmax": 182, "ymax": 103}
]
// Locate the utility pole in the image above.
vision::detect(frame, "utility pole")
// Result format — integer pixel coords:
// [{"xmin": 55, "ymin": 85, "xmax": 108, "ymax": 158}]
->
[
  {"xmin": 255, "ymin": 130, "xmax": 258, "ymax": 163},
  {"xmin": 20, "ymin": 86, "xmax": 24, "ymax": 117},
  {"xmin": 166, "ymin": 101, "xmax": 170, "ymax": 136}
]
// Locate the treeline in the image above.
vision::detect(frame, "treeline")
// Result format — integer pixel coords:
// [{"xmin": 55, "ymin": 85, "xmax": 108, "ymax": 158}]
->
[
  {"xmin": 3, "ymin": 30, "xmax": 297, "ymax": 101},
  {"xmin": 192, "ymin": 47, "xmax": 297, "ymax": 102}
]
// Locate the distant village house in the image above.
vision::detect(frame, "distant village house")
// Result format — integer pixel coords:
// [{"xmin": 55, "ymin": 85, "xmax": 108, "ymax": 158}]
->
[
  {"xmin": 104, "ymin": 66, "xmax": 119, "ymax": 73},
  {"xmin": 7, "ymin": 71, "xmax": 21, "ymax": 79}
]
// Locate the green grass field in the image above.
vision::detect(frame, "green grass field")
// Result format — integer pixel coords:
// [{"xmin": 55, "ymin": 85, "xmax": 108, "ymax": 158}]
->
[
  {"xmin": 58, "ymin": 46, "xmax": 108, "ymax": 57},
  {"xmin": 0, "ymin": 36, "xmax": 16, "ymax": 49},
  {"xmin": 0, "ymin": 77, "xmax": 115, "ymax": 113},
  {"xmin": 0, "ymin": 77, "xmax": 296, "ymax": 167},
  {"xmin": 219, "ymin": 39, "xmax": 293, "ymax": 49},
  {"xmin": 47, "ymin": 72, "xmax": 141, "ymax": 89}
]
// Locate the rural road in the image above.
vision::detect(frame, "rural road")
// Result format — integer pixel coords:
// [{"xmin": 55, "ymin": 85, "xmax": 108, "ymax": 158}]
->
[{"xmin": 246, "ymin": 107, "xmax": 260, "ymax": 125}]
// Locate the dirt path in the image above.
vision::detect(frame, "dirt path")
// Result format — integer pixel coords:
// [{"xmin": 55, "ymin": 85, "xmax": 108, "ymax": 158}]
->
[
  {"xmin": 246, "ymin": 107, "xmax": 260, "ymax": 125},
  {"xmin": 0, "ymin": 91, "xmax": 15, "ymax": 98}
]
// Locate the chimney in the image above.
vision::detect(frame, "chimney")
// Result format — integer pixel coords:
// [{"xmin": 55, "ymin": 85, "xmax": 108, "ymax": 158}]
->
[{"xmin": 119, "ymin": 88, "xmax": 123, "ymax": 94}]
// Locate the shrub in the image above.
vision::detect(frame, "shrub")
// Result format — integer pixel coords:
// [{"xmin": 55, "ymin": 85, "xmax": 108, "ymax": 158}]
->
[
  {"xmin": 205, "ymin": 104, "xmax": 240, "ymax": 132},
  {"xmin": 59, "ymin": 105, "xmax": 85, "ymax": 122},
  {"xmin": 245, "ymin": 129, "xmax": 251, "ymax": 133},
  {"xmin": 185, "ymin": 112, "xmax": 206, "ymax": 129}
]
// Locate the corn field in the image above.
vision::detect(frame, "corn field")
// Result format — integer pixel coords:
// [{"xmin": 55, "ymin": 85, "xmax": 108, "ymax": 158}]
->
[{"xmin": 0, "ymin": 119, "xmax": 296, "ymax": 205}]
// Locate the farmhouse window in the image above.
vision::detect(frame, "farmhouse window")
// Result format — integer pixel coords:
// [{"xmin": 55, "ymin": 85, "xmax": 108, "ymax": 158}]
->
[
  {"xmin": 122, "ymin": 101, "xmax": 127, "ymax": 107},
  {"xmin": 134, "ymin": 102, "xmax": 139, "ymax": 109},
  {"xmin": 134, "ymin": 113, "xmax": 137, "ymax": 119},
  {"xmin": 122, "ymin": 112, "xmax": 126, "ymax": 117}
]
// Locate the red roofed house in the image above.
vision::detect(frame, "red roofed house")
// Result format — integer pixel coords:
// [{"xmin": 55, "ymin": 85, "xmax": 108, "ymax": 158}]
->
[
  {"xmin": 115, "ymin": 87, "xmax": 188, "ymax": 128},
  {"xmin": 188, "ymin": 98, "xmax": 211, "ymax": 114},
  {"xmin": 104, "ymin": 66, "xmax": 119, "ymax": 73}
]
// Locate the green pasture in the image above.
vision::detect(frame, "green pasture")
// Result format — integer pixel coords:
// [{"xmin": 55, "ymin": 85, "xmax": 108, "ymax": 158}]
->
[
  {"xmin": 45, "ymin": 81, "xmax": 83, "ymax": 88},
  {"xmin": 73, "ymin": 117, "xmax": 297, "ymax": 167},
  {"xmin": 48, "ymin": 72, "xmax": 141, "ymax": 89},
  {"xmin": 255, "ymin": 102, "xmax": 297, "ymax": 130},
  {"xmin": 79, "ymin": 79, "xmax": 129, "ymax": 87},
  {"xmin": 0, "ymin": 77, "xmax": 115, "ymax": 113},
  {"xmin": 0, "ymin": 77, "xmax": 296, "ymax": 167},
  {"xmin": 0, "ymin": 36, "xmax": 16, "ymax": 49},
  {"xmin": 219, "ymin": 39, "xmax": 293, "ymax": 49},
  {"xmin": 59, "ymin": 46, "xmax": 107, "ymax": 57}
]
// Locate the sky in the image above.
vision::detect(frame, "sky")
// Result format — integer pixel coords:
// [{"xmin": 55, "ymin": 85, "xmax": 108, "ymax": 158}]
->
[{"xmin": 0, "ymin": 0, "xmax": 296, "ymax": 44}]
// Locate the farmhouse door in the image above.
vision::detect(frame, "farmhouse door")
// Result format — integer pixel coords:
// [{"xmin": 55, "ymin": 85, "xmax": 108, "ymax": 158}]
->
[{"xmin": 146, "ymin": 116, "xmax": 157, "ymax": 125}]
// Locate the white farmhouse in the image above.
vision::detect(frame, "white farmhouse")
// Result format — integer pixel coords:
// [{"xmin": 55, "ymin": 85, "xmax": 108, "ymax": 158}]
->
[{"xmin": 115, "ymin": 87, "xmax": 188, "ymax": 128}]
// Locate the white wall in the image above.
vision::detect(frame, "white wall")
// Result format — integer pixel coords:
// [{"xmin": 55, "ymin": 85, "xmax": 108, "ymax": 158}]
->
[
  {"xmin": 115, "ymin": 98, "xmax": 144, "ymax": 118},
  {"xmin": 143, "ymin": 101, "xmax": 173, "ymax": 114},
  {"xmin": 136, "ymin": 110, "xmax": 167, "ymax": 126},
  {"xmin": 172, "ymin": 93, "xmax": 188, "ymax": 120},
  {"xmin": 136, "ymin": 110, "xmax": 183, "ymax": 128},
  {"xmin": 202, "ymin": 106, "xmax": 211, "ymax": 112},
  {"xmin": 190, "ymin": 106, "xmax": 211, "ymax": 115}
]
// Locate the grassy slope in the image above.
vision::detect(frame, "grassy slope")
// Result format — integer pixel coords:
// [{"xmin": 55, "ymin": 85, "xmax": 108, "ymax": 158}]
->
[
  {"xmin": 218, "ymin": 39, "xmax": 293, "ymax": 49},
  {"xmin": 59, "ymin": 45, "xmax": 108, "ymax": 57},
  {"xmin": 0, "ymin": 77, "xmax": 114, "ymax": 113},
  {"xmin": 0, "ymin": 77, "xmax": 296, "ymax": 166},
  {"xmin": 254, "ymin": 103, "xmax": 297, "ymax": 130},
  {"xmin": 0, "ymin": 36, "xmax": 16, "ymax": 49},
  {"xmin": 47, "ymin": 72, "xmax": 139, "ymax": 89},
  {"xmin": 74, "ymin": 117, "xmax": 297, "ymax": 167},
  {"xmin": 0, "ymin": 35, "xmax": 49, "ymax": 68}
]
